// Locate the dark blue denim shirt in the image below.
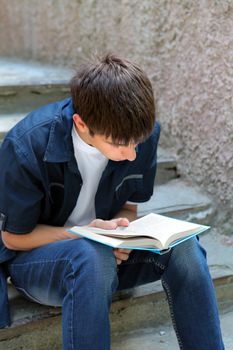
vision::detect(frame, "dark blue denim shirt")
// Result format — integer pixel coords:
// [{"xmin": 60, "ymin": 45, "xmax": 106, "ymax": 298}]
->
[{"xmin": 0, "ymin": 98, "xmax": 160, "ymax": 327}]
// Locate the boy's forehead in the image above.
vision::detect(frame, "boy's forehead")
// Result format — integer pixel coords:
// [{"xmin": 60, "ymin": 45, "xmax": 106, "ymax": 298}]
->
[
  {"xmin": 101, "ymin": 135, "xmax": 138, "ymax": 146},
  {"xmin": 90, "ymin": 129, "xmax": 143, "ymax": 146}
]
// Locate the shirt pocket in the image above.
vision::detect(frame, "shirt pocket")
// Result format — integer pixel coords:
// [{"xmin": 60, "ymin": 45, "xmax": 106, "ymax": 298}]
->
[{"xmin": 115, "ymin": 174, "xmax": 144, "ymax": 202}]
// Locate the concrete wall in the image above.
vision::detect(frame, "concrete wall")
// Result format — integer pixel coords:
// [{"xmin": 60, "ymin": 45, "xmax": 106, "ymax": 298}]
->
[{"xmin": 0, "ymin": 0, "xmax": 233, "ymax": 229}]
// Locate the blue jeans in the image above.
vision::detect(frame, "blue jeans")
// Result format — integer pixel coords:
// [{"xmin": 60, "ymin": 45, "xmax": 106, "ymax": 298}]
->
[{"xmin": 7, "ymin": 237, "xmax": 224, "ymax": 350}]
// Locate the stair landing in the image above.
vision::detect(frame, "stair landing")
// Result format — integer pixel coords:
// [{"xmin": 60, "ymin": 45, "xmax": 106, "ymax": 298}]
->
[{"xmin": 0, "ymin": 58, "xmax": 73, "ymax": 87}]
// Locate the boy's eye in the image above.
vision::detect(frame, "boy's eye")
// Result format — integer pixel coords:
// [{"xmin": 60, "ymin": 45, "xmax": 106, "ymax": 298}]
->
[
  {"xmin": 107, "ymin": 142, "xmax": 123, "ymax": 148},
  {"xmin": 109, "ymin": 142, "xmax": 138, "ymax": 149},
  {"xmin": 111, "ymin": 144, "xmax": 122, "ymax": 148}
]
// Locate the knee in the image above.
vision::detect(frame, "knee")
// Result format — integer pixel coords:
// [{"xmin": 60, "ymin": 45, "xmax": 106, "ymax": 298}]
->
[
  {"xmin": 63, "ymin": 239, "xmax": 118, "ymax": 294},
  {"xmin": 167, "ymin": 237, "xmax": 209, "ymax": 284}
]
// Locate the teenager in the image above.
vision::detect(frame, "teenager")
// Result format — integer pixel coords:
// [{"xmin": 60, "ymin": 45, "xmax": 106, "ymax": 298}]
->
[{"xmin": 0, "ymin": 54, "xmax": 224, "ymax": 349}]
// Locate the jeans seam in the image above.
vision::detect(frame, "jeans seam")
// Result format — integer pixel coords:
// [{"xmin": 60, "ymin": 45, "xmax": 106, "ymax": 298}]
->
[
  {"xmin": 162, "ymin": 278, "xmax": 183, "ymax": 350},
  {"xmin": 124, "ymin": 257, "xmax": 166, "ymax": 267},
  {"xmin": 154, "ymin": 261, "xmax": 166, "ymax": 270},
  {"xmin": 67, "ymin": 260, "xmax": 75, "ymax": 350},
  {"xmin": 9, "ymin": 258, "xmax": 72, "ymax": 267}
]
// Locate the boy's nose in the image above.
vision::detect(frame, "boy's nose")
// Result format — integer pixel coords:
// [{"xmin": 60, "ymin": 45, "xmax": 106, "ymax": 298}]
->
[{"xmin": 122, "ymin": 146, "xmax": 137, "ymax": 161}]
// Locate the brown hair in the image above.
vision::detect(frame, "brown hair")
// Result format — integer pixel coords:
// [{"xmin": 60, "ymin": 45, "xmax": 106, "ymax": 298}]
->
[{"xmin": 70, "ymin": 53, "xmax": 155, "ymax": 144}]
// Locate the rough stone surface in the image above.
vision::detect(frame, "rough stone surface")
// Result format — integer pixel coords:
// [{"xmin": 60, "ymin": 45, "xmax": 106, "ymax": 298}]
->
[
  {"xmin": 0, "ymin": 0, "xmax": 233, "ymax": 229},
  {"xmin": 138, "ymin": 178, "xmax": 214, "ymax": 224},
  {"xmin": 112, "ymin": 309, "xmax": 233, "ymax": 350}
]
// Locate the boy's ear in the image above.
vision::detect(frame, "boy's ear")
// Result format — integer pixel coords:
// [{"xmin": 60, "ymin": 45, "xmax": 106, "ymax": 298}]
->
[{"xmin": 73, "ymin": 114, "xmax": 89, "ymax": 132}]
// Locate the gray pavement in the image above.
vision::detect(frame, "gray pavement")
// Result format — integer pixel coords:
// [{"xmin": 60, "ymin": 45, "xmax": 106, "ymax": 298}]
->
[
  {"xmin": 112, "ymin": 309, "xmax": 233, "ymax": 349},
  {"xmin": 0, "ymin": 58, "xmax": 73, "ymax": 86},
  {"xmin": 138, "ymin": 178, "xmax": 214, "ymax": 222},
  {"xmin": 201, "ymin": 229, "xmax": 233, "ymax": 279}
]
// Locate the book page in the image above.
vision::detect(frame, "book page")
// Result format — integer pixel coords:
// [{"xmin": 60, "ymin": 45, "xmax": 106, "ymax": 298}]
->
[
  {"xmin": 71, "ymin": 213, "xmax": 208, "ymax": 249},
  {"xmin": 78, "ymin": 213, "xmax": 205, "ymax": 247},
  {"xmin": 70, "ymin": 226, "xmax": 163, "ymax": 249},
  {"xmin": 125, "ymin": 213, "xmax": 204, "ymax": 246}
]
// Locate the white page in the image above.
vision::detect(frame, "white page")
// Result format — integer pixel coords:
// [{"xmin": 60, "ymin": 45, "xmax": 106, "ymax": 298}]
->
[
  {"xmin": 116, "ymin": 213, "xmax": 203, "ymax": 246},
  {"xmin": 79, "ymin": 213, "xmax": 204, "ymax": 246}
]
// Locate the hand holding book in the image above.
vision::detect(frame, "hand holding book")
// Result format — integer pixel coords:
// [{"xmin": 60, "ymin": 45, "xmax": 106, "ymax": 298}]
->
[{"xmin": 68, "ymin": 213, "xmax": 209, "ymax": 254}]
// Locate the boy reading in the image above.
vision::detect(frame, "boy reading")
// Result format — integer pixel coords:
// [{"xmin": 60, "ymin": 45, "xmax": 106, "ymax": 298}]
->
[{"xmin": 0, "ymin": 54, "xmax": 224, "ymax": 349}]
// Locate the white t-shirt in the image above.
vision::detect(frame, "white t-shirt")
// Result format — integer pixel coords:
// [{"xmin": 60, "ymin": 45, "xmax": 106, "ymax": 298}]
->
[{"xmin": 65, "ymin": 125, "xmax": 108, "ymax": 227}]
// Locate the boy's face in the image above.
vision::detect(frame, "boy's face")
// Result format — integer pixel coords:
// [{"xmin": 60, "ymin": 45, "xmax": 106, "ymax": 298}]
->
[
  {"xmin": 86, "ymin": 133, "xmax": 137, "ymax": 162},
  {"xmin": 73, "ymin": 114, "xmax": 137, "ymax": 162}
]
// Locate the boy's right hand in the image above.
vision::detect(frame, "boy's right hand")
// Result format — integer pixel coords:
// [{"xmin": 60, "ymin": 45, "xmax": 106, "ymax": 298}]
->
[{"xmin": 89, "ymin": 217, "xmax": 129, "ymax": 230}]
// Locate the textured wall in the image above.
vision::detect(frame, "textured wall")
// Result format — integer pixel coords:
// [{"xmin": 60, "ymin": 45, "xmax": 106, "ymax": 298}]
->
[{"xmin": 0, "ymin": 0, "xmax": 233, "ymax": 229}]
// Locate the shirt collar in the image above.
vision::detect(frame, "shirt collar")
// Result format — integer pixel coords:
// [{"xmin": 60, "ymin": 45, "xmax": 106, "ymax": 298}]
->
[
  {"xmin": 43, "ymin": 98, "xmax": 75, "ymax": 163},
  {"xmin": 42, "ymin": 98, "xmax": 139, "ymax": 174}
]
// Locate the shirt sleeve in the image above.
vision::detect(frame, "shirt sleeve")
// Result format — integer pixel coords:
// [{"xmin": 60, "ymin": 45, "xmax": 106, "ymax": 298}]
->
[
  {"xmin": 127, "ymin": 122, "xmax": 160, "ymax": 203},
  {"xmin": 0, "ymin": 137, "xmax": 43, "ymax": 234}
]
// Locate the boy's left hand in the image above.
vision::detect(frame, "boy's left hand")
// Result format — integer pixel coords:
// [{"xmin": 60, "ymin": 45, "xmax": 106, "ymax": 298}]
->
[
  {"xmin": 89, "ymin": 217, "xmax": 132, "ymax": 264},
  {"xmin": 113, "ymin": 248, "xmax": 132, "ymax": 265}
]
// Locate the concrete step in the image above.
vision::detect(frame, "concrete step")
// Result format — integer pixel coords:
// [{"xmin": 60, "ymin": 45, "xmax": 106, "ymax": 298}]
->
[
  {"xmin": 0, "ymin": 88, "xmax": 70, "ymax": 116},
  {"xmin": 112, "ymin": 308, "xmax": 233, "ymax": 350},
  {"xmin": 0, "ymin": 114, "xmax": 25, "ymax": 140},
  {"xmin": 0, "ymin": 58, "xmax": 73, "ymax": 115},
  {"xmin": 0, "ymin": 58, "xmax": 73, "ymax": 86},
  {"xmin": 138, "ymin": 178, "xmax": 214, "ymax": 225},
  {"xmin": 1, "ymin": 231, "xmax": 233, "ymax": 349},
  {"xmin": 156, "ymin": 148, "xmax": 177, "ymax": 184}
]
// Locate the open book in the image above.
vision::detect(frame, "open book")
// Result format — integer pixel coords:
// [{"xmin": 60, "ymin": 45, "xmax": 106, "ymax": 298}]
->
[{"xmin": 68, "ymin": 213, "xmax": 209, "ymax": 254}]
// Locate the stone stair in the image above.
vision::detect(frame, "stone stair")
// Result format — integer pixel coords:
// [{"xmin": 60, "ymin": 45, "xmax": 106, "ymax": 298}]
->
[
  {"xmin": 0, "ymin": 59, "xmax": 233, "ymax": 349},
  {"xmin": 111, "ymin": 308, "xmax": 233, "ymax": 350},
  {"xmin": 0, "ymin": 58, "xmax": 73, "ymax": 116}
]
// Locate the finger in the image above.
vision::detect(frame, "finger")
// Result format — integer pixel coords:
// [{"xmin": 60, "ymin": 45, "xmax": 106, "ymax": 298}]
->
[
  {"xmin": 111, "ymin": 217, "xmax": 129, "ymax": 227},
  {"xmin": 89, "ymin": 219, "xmax": 118, "ymax": 230},
  {"xmin": 113, "ymin": 250, "xmax": 124, "ymax": 259},
  {"xmin": 113, "ymin": 249, "xmax": 120, "ymax": 259},
  {"xmin": 114, "ymin": 251, "xmax": 130, "ymax": 261},
  {"xmin": 120, "ymin": 253, "xmax": 130, "ymax": 261},
  {"xmin": 117, "ymin": 248, "xmax": 132, "ymax": 253},
  {"xmin": 89, "ymin": 218, "xmax": 130, "ymax": 230},
  {"xmin": 89, "ymin": 219, "xmax": 104, "ymax": 227},
  {"xmin": 114, "ymin": 248, "xmax": 132, "ymax": 256}
]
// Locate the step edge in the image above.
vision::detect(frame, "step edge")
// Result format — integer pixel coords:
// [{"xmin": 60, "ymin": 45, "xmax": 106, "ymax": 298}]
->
[{"xmin": 3, "ymin": 272, "xmax": 232, "ymax": 337}]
